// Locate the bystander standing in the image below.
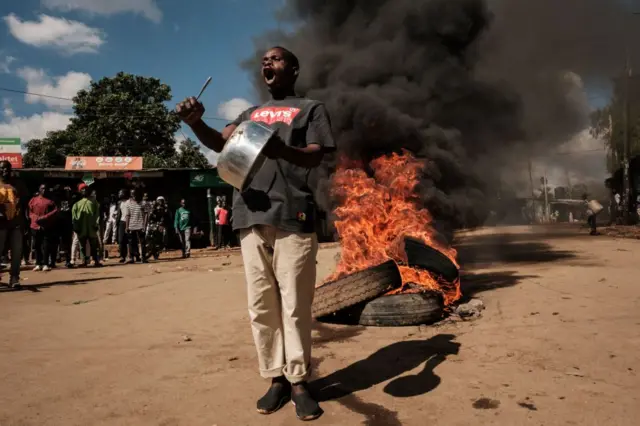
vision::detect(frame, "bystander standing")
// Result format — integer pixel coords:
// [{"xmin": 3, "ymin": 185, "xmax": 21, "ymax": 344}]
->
[
  {"xmin": 28, "ymin": 184, "xmax": 59, "ymax": 271},
  {"xmin": 0, "ymin": 161, "xmax": 26, "ymax": 288},
  {"xmin": 72, "ymin": 183, "xmax": 102, "ymax": 267},
  {"xmin": 174, "ymin": 199, "xmax": 192, "ymax": 258},
  {"xmin": 125, "ymin": 189, "xmax": 147, "ymax": 263}
]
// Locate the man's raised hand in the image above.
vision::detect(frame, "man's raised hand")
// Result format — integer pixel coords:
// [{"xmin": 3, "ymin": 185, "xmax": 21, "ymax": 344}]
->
[{"xmin": 176, "ymin": 97, "xmax": 205, "ymax": 126}]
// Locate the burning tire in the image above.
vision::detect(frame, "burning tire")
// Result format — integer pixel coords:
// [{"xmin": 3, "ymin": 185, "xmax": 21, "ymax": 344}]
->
[
  {"xmin": 404, "ymin": 238, "xmax": 459, "ymax": 282},
  {"xmin": 321, "ymin": 284, "xmax": 445, "ymax": 327},
  {"xmin": 312, "ymin": 260, "xmax": 402, "ymax": 318},
  {"xmin": 355, "ymin": 290, "xmax": 444, "ymax": 326}
]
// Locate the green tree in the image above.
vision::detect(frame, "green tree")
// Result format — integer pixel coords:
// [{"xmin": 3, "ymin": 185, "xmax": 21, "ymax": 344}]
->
[
  {"xmin": 23, "ymin": 130, "xmax": 74, "ymax": 168},
  {"xmin": 174, "ymin": 139, "xmax": 212, "ymax": 168},
  {"xmin": 23, "ymin": 72, "xmax": 211, "ymax": 168},
  {"xmin": 70, "ymin": 72, "xmax": 180, "ymax": 159}
]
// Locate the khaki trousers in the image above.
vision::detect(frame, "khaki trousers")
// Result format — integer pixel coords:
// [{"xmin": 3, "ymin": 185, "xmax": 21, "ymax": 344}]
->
[{"xmin": 239, "ymin": 225, "xmax": 318, "ymax": 384}]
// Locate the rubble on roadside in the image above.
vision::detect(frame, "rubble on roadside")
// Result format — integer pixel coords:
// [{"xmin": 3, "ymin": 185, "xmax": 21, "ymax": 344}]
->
[{"xmin": 599, "ymin": 225, "xmax": 640, "ymax": 240}]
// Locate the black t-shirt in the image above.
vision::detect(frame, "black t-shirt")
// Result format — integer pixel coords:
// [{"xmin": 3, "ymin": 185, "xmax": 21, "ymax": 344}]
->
[{"xmin": 227, "ymin": 96, "xmax": 335, "ymax": 233}]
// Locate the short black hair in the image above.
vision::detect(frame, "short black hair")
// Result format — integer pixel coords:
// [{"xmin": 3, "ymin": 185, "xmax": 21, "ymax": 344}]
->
[
  {"xmin": 270, "ymin": 46, "xmax": 299, "ymax": 70},
  {"xmin": 0, "ymin": 160, "xmax": 12, "ymax": 169}
]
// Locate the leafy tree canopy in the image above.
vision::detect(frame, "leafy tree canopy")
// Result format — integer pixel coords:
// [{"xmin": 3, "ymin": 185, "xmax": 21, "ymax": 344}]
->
[
  {"xmin": 23, "ymin": 72, "xmax": 210, "ymax": 169},
  {"xmin": 173, "ymin": 138, "xmax": 211, "ymax": 169}
]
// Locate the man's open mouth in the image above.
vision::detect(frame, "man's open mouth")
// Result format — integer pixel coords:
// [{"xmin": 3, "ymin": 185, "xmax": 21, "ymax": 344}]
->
[{"xmin": 263, "ymin": 68, "xmax": 276, "ymax": 84}]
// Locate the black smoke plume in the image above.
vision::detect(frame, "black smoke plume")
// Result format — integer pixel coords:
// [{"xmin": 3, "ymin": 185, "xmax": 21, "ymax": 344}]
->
[{"xmin": 243, "ymin": 0, "xmax": 640, "ymax": 228}]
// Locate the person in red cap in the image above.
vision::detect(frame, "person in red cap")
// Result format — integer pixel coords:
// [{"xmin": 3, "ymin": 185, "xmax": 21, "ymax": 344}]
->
[{"xmin": 71, "ymin": 183, "xmax": 102, "ymax": 267}]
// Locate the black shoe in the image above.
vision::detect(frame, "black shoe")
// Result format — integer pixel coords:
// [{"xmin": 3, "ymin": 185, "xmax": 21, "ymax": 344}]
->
[
  {"xmin": 291, "ymin": 382, "xmax": 322, "ymax": 421},
  {"xmin": 119, "ymin": 258, "xmax": 126, "ymax": 264},
  {"xmin": 65, "ymin": 262, "xmax": 74, "ymax": 269},
  {"xmin": 257, "ymin": 377, "xmax": 291, "ymax": 415}
]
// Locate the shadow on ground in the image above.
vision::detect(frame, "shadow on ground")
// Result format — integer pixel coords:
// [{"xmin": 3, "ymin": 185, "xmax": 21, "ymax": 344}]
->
[
  {"xmin": 460, "ymin": 270, "xmax": 538, "ymax": 300},
  {"xmin": 0, "ymin": 277, "xmax": 122, "ymax": 293},
  {"xmin": 457, "ymin": 236, "xmax": 577, "ymax": 268},
  {"xmin": 311, "ymin": 334, "xmax": 459, "ymax": 425}
]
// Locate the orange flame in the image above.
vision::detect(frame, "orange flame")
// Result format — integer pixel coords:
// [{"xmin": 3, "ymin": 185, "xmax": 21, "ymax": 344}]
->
[{"xmin": 326, "ymin": 151, "xmax": 461, "ymax": 305}]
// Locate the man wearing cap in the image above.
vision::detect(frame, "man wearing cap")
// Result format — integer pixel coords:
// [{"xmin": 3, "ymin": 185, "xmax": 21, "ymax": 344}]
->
[{"xmin": 71, "ymin": 183, "xmax": 102, "ymax": 267}]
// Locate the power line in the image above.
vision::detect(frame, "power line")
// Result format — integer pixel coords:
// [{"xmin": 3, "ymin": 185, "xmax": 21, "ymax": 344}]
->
[
  {"xmin": 0, "ymin": 86, "xmax": 73, "ymax": 102},
  {"xmin": 0, "ymin": 86, "xmax": 230, "ymax": 122},
  {"xmin": 0, "ymin": 86, "xmax": 614, "ymax": 155}
]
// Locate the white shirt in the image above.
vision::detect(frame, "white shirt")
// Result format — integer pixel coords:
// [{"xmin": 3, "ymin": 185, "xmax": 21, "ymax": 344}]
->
[{"xmin": 108, "ymin": 203, "xmax": 118, "ymax": 221}]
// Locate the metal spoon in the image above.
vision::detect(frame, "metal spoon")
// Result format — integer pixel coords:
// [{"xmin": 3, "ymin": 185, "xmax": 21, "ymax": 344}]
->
[{"xmin": 196, "ymin": 76, "xmax": 212, "ymax": 100}]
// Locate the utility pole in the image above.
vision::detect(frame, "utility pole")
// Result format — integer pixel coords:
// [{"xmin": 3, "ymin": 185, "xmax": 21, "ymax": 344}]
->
[
  {"xmin": 542, "ymin": 173, "xmax": 550, "ymax": 223},
  {"xmin": 622, "ymin": 50, "xmax": 632, "ymax": 224},
  {"xmin": 528, "ymin": 158, "xmax": 535, "ymax": 199},
  {"xmin": 528, "ymin": 157, "xmax": 536, "ymax": 223},
  {"xmin": 608, "ymin": 113, "xmax": 614, "ymax": 160}
]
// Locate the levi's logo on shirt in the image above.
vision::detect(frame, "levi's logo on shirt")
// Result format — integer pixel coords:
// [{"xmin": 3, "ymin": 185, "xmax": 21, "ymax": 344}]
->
[{"xmin": 250, "ymin": 107, "xmax": 301, "ymax": 126}]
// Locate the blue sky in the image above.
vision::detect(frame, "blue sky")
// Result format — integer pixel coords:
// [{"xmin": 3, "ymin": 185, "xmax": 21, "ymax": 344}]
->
[
  {"xmin": 0, "ymin": 0, "xmax": 283, "ymax": 162},
  {"xmin": 0, "ymin": 0, "xmax": 614, "ymax": 178}
]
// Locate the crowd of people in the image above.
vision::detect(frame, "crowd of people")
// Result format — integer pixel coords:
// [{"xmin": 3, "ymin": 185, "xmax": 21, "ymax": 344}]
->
[{"xmin": 0, "ymin": 160, "xmax": 232, "ymax": 289}]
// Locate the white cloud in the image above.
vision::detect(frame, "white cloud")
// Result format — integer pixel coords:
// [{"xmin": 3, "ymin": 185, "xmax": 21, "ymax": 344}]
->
[
  {"xmin": 42, "ymin": 0, "xmax": 162, "ymax": 23},
  {"xmin": 4, "ymin": 14, "xmax": 105, "ymax": 55},
  {"xmin": 16, "ymin": 67, "xmax": 92, "ymax": 108},
  {"xmin": 0, "ymin": 55, "xmax": 16, "ymax": 73},
  {"xmin": 175, "ymin": 132, "xmax": 187, "ymax": 143},
  {"xmin": 0, "ymin": 111, "xmax": 73, "ymax": 142},
  {"xmin": 174, "ymin": 131, "xmax": 187, "ymax": 151},
  {"xmin": 205, "ymin": 148, "xmax": 218, "ymax": 166},
  {"xmin": 2, "ymin": 99, "xmax": 14, "ymax": 118},
  {"xmin": 217, "ymin": 98, "xmax": 253, "ymax": 121}
]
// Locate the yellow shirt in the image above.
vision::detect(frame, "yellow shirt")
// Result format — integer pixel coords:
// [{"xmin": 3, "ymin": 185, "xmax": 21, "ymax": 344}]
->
[{"xmin": 0, "ymin": 183, "xmax": 19, "ymax": 221}]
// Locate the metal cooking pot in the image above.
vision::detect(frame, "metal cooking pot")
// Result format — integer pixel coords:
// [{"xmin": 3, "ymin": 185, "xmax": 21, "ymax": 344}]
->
[{"xmin": 216, "ymin": 120, "xmax": 275, "ymax": 191}]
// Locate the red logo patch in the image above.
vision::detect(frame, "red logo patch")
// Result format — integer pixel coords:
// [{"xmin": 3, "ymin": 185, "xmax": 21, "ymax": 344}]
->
[{"xmin": 250, "ymin": 107, "xmax": 301, "ymax": 126}]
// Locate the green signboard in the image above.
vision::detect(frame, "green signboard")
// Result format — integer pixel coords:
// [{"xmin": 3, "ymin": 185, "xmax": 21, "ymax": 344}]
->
[
  {"xmin": 0, "ymin": 138, "xmax": 20, "ymax": 145},
  {"xmin": 82, "ymin": 173, "xmax": 95, "ymax": 186},
  {"xmin": 189, "ymin": 170, "xmax": 230, "ymax": 188}
]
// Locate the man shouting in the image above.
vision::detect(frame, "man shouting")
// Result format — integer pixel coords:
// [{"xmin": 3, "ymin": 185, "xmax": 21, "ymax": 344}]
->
[{"xmin": 176, "ymin": 47, "xmax": 334, "ymax": 421}]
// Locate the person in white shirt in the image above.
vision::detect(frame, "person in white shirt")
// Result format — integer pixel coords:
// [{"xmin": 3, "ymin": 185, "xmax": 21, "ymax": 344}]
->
[
  {"xmin": 117, "ymin": 189, "xmax": 130, "ymax": 263},
  {"xmin": 103, "ymin": 194, "xmax": 118, "ymax": 259},
  {"xmin": 583, "ymin": 193, "xmax": 600, "ymax": 235}
]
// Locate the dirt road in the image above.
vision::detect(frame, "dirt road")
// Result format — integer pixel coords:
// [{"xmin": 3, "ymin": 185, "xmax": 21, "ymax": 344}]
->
[{"xmin": 1, "ymin": 225, "xmax": 638, "ymax": 426}]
